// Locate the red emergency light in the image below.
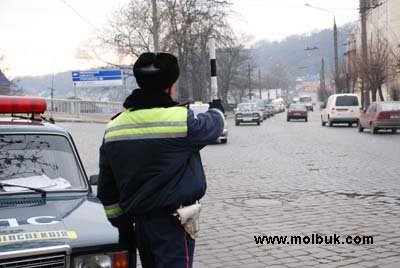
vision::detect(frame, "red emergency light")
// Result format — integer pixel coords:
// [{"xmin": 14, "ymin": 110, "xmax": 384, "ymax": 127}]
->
[{"xmin": 0, "ymin": 96, "xmax": 47, "ymax": 114}]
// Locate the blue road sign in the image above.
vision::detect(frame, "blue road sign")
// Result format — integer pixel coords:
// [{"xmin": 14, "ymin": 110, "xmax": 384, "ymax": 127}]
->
[{"xmin": 71, "ymin": 69, "xmax": 123, "ymax": 88}]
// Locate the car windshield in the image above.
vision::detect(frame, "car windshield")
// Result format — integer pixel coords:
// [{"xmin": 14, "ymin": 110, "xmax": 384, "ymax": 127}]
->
[
  {"xmin": 336, "ymin": 96, "xmax": 359, "ymax": 106},
  {"xmin": 237, "ymin": 103, "xmax": 257, "ymax": 112},
  {"xmin": 289, "ymin": 104, "xmax": 307, "ymax": 110},
  {"xmin": 0, "ymin": 134, "xmax": 86, "ymax": 193},
  {"xmin": 299, "ymin": 97, "xmax": 312, "ymax": 102},
  {"xmin": 381, "ymin": 103, "xmax": 400, "ymax": 111}
]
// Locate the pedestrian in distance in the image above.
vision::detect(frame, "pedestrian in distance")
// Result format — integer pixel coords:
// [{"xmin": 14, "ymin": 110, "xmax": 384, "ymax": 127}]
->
[{"xmin": 97, "ymin": 52, "xmax": 225, "ymax": 268}]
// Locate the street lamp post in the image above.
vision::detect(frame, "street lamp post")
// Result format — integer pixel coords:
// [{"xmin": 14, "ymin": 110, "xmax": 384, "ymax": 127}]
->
[{"xmin": 305, "ymin": 3, "xmax": 339, "ymax": 94}]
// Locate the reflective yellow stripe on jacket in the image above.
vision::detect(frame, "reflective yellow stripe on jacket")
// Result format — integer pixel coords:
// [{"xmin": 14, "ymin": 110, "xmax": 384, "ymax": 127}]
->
[{"xmin": 105, "ymin": 107, "xmax": 188, "ymax": 143}]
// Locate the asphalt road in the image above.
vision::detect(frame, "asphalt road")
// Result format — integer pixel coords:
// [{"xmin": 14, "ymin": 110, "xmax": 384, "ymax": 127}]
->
[{"xmin": 60, "ymin": 110, "xmax": 400, "ymax": 267}]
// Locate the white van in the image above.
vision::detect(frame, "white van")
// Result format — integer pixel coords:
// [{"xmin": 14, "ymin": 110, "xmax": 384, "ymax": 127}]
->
[{"xmin": 321, "ymin": 94, "xmax": 361, "ymax": 127}]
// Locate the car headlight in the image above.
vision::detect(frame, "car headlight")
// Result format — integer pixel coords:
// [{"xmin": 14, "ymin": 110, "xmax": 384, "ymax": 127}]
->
[{"xmin": 73, "ymin": 251, "xmax": 128, "ymax": 268}]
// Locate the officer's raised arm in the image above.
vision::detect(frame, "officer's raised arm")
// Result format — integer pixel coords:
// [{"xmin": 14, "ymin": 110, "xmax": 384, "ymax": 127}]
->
[{"xmin": 187, "ymin": 100, "xmax": 225, "ymax": 146}]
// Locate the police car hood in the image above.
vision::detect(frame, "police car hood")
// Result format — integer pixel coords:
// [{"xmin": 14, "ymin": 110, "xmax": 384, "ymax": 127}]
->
[{"xmin": 0, "ymin": 195, "xmax": 119, "ymax": 254}]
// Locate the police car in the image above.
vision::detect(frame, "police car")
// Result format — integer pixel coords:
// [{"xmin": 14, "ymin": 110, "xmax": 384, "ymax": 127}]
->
[{"xmin": 0, "ymin": 96, "xmax": 130, "ymax": 267}]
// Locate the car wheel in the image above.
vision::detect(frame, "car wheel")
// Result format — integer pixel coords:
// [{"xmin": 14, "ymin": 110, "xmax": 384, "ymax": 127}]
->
[
  {"xmin": 391, "ymin": 129, "xmax": 397, "ymax": 134},
  {"xmin": 221, "ymin": 139, "xmax": 227, "ymax": 144},
  {"xmin": 328, "ymin": 117, "xmax": 333, "ymax": 127},
  {"xmin": 348, "ymin": 122, "xmax": 352, "ymax": 127},
  {"xmin": 305, "ymin": 118, "xmax": 308, "ymax": 122},
  {"xmin": 371, "ymin": 123, "xmax": 379, "ymax": 134},
  {"xmin": 257, "ymin": 121, "xmax": 260, "ymax": 126},
  {"xmin": 321, "ymin": 116, "xmax": 326, "ymax": 126},
  {"xmin": 358, "ymin": 123, "xmax": 364, "ymax": 132},
  {"xmin": 235, "ymin": 121, "xmax": 239, "ymax": 126},
  {"xmin": 287, "ymin": 117, "xmax": 290, "ymax": 122}
]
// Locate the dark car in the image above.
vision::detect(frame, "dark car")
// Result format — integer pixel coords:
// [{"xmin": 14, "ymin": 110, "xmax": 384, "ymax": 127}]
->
[
  {"xmin": 287, "ymin": 103, "xmax": 308, "ymax": 122},
  {"xmin": 359, "ymin": 101, "xmax": 400, "ymax": 134},
  {"xmin": 235, "ymin": 102, "xmax": 261, "ymax": 126},
  {"xmin": 0, "ymin": 96, "xmax": 132, "ymax": 267}
]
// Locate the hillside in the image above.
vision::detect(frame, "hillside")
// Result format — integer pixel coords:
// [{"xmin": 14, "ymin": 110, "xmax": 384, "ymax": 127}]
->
[{"xmin": 252, "ymin": 23, "xmax": 354, "ymax": 78}]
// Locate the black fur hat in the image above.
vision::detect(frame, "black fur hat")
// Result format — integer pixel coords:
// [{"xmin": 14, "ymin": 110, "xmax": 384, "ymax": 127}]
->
[{"xmin": 133, "ymin": 52, "xmax": 180, "ymax": 91}]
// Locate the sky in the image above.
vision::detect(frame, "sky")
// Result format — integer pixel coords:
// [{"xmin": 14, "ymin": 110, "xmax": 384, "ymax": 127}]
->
[{"xmin": 0, "ymin": 0, "xmax": 359, "ymax": 77}]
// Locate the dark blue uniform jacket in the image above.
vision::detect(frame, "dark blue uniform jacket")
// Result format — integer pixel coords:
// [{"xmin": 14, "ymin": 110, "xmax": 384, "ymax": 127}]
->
[{"xmin": 97, "ymin": 106, "xmax": 224, "ymax": 225}]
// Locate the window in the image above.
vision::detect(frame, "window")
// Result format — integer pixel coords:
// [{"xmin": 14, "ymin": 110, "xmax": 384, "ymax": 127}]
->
[
  {"xmin": 366, "ymin": 104, "xmax": 376, "ymax": 113},
  {"xmin": 335, "ymin": 96, "xmax": 359, "ymax": 106},
  {"xmin": 289, "ymin": 104, "xmax": 307, "ymax": 110},
  {"xmin": 299, "ymin": 97, "xmax": 312, "ymax": 103},
  {"xmin": 0, "ymin": 134, "xmax": 86, "ymax": 192}
]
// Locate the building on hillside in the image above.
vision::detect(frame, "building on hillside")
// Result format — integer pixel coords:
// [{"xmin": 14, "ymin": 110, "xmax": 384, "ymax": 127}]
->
[{"xmin": 0, "ymin": 70, "xmax": 11, "ymax": 95}]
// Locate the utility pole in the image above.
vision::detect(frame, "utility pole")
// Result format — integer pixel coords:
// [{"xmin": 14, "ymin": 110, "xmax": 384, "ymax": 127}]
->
[
  {"xmin": 258, "ymin": 69, "xmax": 262, "ymax": 100},
  {"xmin": 320, "ymin": 58, "xmax": 326, "ymax": 102},
  {"xmin": 248, "ymin": 65, "xmax": 252, "ymax": 100},
  {"xmin": 152, "ymin": 0, "xmax": 160, "ymax": 51},
  {"xmin": 360, "ymin": 0, "xmax": 370, "ymax": 108},
  {"xmin": 333, "ymin": 18, "xmax": 339, "ymax": 94}
]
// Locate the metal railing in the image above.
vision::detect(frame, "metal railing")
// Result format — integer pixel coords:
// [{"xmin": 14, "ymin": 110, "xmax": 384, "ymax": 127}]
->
[{"xmin": 45, "ymin": 99, "xmax": 123, "ymax": 116}]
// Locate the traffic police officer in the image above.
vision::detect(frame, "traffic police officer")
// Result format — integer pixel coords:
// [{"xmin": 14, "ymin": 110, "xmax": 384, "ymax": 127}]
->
[{"xmin": 97, "ymin": 52, "xmax": 225, "ymax": 268}]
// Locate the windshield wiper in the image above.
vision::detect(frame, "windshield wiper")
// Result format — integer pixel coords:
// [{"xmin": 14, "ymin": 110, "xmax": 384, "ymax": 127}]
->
[{"xmin": 0, "ymin": 182, "xmax": 47, "ymax": 198}]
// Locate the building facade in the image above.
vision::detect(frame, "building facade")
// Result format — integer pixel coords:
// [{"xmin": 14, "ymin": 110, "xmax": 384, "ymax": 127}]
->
[{"xmin": 345, "ymin": 0, "xmax": 400, "ymax": 102}]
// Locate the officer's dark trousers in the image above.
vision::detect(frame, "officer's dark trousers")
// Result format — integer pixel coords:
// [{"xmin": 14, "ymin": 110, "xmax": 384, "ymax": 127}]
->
[{"xmin": 135, "ymin": 210, "xmax": 195, "ymax": 268}]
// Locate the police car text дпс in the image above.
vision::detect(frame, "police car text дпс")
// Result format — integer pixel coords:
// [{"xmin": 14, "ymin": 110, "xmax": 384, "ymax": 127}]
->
[{"xmin": 0, "ymin": 96, "xmax": 131, "ymax": 267}]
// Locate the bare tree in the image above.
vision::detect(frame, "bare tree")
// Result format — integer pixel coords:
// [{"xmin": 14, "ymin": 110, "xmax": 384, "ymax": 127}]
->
[
  {"xmin": 217, "ymin": 43, "xmax": 253, "ymax": 104},
  {"xmin": 358, "ymin": 34, "xmax": 389, "ymax": 102},
  {"xmin": 264, "ymin": 62, "xmax": 292, "ymax": 99},
  {"xmin": 0, "ymin": 55, "xmax": 24, "ymax": 96},
  {"xmin": 84, "ymin": 0, "xmax": 234, "ymax": 101},
  {"xmin": 333, "ymin": 62, "xmax": 348, "ymax": 94}
]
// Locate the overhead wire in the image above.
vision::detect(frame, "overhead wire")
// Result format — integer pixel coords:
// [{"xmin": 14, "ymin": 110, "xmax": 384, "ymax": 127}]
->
[{"xmin": 59, "ymin": 0, "xmax": 98, "ymax": 31}]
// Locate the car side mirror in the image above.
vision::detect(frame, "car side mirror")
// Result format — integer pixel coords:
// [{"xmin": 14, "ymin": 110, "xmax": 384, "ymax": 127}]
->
[
  {"xmin": 90, "ymin": 174, "xmax": 99, "ymax": 185},
  {"xmin": 233, "ymin": 108, "xmax": 237, "ymax": 112},
  {"xmin": 320, "ymin": 104, "xmax": 326, "ymax": 109}
]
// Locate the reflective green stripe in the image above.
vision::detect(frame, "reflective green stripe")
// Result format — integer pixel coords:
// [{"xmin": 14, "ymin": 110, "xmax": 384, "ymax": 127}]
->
[
  {"xmin": 105, "ymin": 207, "xmax": 123, "ymax": 219},
  {"xmin": 105, "ymin": 125, "xmax": 187, "ymax": 141},
  {"xmin": 106, "ymin": 121, "xmax": 186, "ymax": 133},
  {"xmin": 106, "ymin": 107, "xmax": 188, "ymax": 129},
  {"xmin": 105, "ymin": 132, "xmax": 187, "ymax": 142},
  {"xmin": 105, "ymin": 107, "xmax": 188, "ymax": 142}
]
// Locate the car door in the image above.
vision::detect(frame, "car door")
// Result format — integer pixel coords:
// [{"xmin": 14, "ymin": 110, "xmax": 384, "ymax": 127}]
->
[{"xmin": 365, "ymin": 103, "xmax": 376, "ymax": 128}]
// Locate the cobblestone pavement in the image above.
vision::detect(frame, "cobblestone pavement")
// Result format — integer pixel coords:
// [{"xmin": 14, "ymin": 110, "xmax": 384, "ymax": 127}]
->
[{"xmin": 61, "ymin": 111, "xmax": 400, "ymax": 268}]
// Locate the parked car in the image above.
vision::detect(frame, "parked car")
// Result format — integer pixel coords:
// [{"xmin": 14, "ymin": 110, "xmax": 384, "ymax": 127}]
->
[
  {"xmin": 271, "ymin": 98, "xmax": 285, "ymax": 113},
  {"xmin": 189, "ymin": 102, "xmax": 228, "ymax": 143},
  {"xmin": 299, "ymin": 95, "xmax": 313, "ymax": 111},
  {"xmin": 0, "ymin": 96, "xmax": 132, "ymax": 266},
  {"xmin": 321, "ymin": 94, "xmax": 361, "ymax": 127},
  {"xmin": 235, "ymin": 102, "xmax": 261, "ymax": 126},
  {"xmin": 265, "ymin": 104, "xmax": 276, "ymax": 117},
  {"xmin": 287, "ymin": 103, "xmax": 308, "ymax": 122},
  {"xmin": 358, "ymin": 102, "xmax": 400, "ymax": 134},
  {"xmin": 257, "ymin": 100, "xmax": 268, "ymax": 120}
]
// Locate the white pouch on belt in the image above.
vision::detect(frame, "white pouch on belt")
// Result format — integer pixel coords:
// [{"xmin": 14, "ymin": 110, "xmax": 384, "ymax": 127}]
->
[{"xmin": 174, "ymin": 203, "xmax": 202, "ymax": 240}]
